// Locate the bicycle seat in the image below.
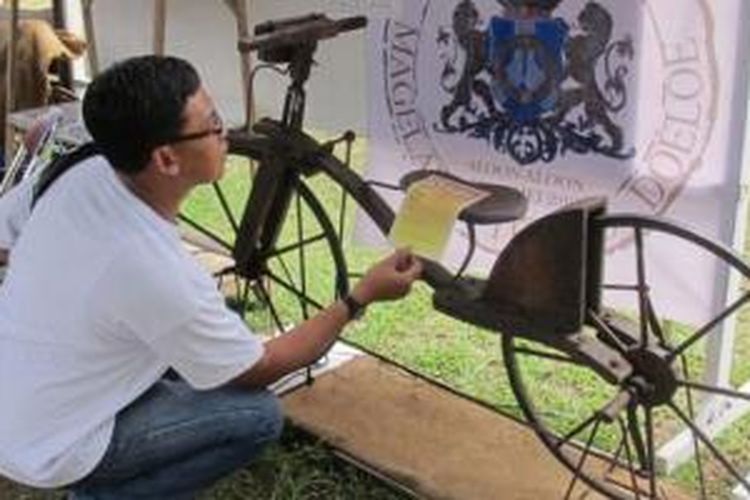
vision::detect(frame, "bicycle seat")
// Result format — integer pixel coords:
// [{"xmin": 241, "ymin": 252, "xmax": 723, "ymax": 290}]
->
[{"xmin": 399, "ymin": 170, "xmax": 527, "ymax": 225}]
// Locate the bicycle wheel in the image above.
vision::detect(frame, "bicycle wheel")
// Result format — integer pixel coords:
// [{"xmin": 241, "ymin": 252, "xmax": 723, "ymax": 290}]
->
[
  {"xmin": 180, "ymin": 151, "xmax": 349, "ymax": 337},
  {"xmin": 503, "ymin": 214, "xmax": 750, "ymax": 499}
]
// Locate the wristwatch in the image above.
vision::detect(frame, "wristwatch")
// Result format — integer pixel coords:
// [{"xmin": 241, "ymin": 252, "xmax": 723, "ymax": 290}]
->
[{"xmin": 343, "ymin": 293, "xmax": 366, "ymax": 321}]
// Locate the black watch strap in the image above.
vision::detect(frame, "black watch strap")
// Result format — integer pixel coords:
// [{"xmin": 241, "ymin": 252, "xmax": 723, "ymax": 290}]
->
[{"xmin": 343, "ymin": 294, "xmax": 366, "ymax": 321}]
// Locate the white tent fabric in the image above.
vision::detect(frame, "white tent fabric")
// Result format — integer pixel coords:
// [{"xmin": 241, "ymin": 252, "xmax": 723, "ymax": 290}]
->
[{"xmin": 363, "ymin": 0, "xmax": 750, "ymax": 329}]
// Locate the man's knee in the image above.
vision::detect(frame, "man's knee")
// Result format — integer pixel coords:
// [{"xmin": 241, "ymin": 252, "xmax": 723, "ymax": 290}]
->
[
  {"xmin": 258, "ymin": 390, "xmax": 284, "ymax": 441},
  {"xmin": 237, "ymin": 389, "xmax": 284, "ymax": 446}
]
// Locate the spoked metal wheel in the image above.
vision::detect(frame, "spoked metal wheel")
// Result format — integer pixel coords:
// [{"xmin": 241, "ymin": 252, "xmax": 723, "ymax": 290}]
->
[
  {"xmin": 180, "ymin": 153, "xmax": 349, "ymax": 337},
  {"xmin": 503, "ymin": 214, "xmax": 750, "ymax": 499}
]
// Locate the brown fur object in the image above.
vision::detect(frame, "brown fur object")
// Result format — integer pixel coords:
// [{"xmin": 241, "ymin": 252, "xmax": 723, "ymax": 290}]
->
[{"xmin": 0, "ymin": 19, "xmax": 86, "ymax": 140}]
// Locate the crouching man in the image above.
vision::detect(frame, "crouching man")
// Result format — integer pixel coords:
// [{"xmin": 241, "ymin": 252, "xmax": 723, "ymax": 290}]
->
[{"xmin": 0, "ymin": 55, "xmax": 422, "ymax": 499}]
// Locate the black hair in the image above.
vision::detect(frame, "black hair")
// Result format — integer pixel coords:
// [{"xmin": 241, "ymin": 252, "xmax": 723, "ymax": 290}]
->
[{"xmin": 82, "ymin": 55, "xmax": 201, "ymax": 173}]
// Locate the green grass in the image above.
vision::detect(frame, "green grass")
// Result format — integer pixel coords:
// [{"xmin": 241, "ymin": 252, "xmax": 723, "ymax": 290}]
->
[
  {"xmin": 201, "ymin": 427, "xmax": 409, "ymax": 500},
  {"xmin": 14, "ymin": 0, "xmax": 50, "ymax": 9}
]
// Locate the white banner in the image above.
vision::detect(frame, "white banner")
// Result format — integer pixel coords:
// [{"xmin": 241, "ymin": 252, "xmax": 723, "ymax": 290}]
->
[{"xmin": 362, "ymin": 0, "xmax": 750, "ymax": 326}]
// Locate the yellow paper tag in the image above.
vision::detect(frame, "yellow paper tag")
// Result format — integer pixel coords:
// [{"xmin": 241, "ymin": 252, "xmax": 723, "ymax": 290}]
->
[{"xmin": 389, "ymin": 175, "xmax": 489, "ymax": 261}]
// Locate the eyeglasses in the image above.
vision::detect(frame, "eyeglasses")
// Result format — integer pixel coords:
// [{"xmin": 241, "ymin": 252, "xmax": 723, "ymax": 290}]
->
[{"xmin": 156, "ymin": 110, "xmax": 225, "ymax": 146}]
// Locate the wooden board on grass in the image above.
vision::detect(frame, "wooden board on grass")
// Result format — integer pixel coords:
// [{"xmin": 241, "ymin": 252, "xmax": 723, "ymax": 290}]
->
[{"xmin": 282, "ymin": 356, "xmax": 690, "ymax": 500}]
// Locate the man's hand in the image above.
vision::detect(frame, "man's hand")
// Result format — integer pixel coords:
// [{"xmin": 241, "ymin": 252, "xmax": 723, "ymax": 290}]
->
[{"xmin": 351, "ymin": 248, "xmax": 423, "ymax": 305}]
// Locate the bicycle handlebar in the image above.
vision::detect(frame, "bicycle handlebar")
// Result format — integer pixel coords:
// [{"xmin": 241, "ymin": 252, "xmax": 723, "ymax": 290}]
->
[
  {"xmin": 254, "ymin": 14, "xmax": 326, "ymax": 36},
  {"xmin": 238, "ymin": 14, "xmax": 367, "ymax": 53}
]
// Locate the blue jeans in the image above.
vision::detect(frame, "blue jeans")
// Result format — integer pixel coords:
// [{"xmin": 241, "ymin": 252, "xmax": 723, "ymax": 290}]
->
[{"xmin": 67, "ymin": 377, "xmax": 284, "ymax": 499}]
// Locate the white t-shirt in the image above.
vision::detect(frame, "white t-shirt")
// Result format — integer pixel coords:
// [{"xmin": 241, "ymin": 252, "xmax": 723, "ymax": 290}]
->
[{"xmin": 0, "ymin": 156, "xmax": 263, "ymax": 488}]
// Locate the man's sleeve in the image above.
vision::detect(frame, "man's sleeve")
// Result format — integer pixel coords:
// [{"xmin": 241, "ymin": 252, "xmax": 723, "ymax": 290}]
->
[
  {"xmin": 147, "ymin": 298, "xmax": 265, "ymax": 390},
  {"xmin": 94, "ymin": 249, "xmax": 265, "ymax": 390}
]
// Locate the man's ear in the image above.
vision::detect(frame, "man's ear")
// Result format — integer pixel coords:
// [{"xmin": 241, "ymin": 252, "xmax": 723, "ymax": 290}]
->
[{"xmin": 151, "ymin": 146, "xmax": 180, "ymax": 177}]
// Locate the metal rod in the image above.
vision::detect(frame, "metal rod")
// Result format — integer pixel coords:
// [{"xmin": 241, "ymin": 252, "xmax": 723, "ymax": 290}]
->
[
  {"xmin": 676, "ymin": 379, "xmax": 750, "ymax": 403},
  {"xmin": 644, "ymin": 407, "xmax": 657, "ymax": 497},
  {"xmin": 339, "ymin": 337, "xmax": 527, "ymax": 423},
  {"xmin": 626, "ymin": 404, "xmax": 648, "ymax": 474},
  {"xmin": 295, "ymin": 189, "xmax": 309, "ymax": 319},
  {"xmin": 513, "ymin": 346, "xmax": 584, "ymax": 366},
  {"xmin": 618, "ymin": 417, "xmax": 643, "ymax": 500},
  {"xmin": 177, "ymin": 213, "xmax": 233, "ymax": 252},
  {"xmin": 668, "ymin": 290, "xmax": 750, "ymax": 361},
  {"xmin": 555, "ymin": 412, "xmax": 600, "ymax": 451},
  {"xmin": 563, "ymin": 418, "xmax": 603, "ymax": 500},
  {"xmin": 254, "ymin": 277, "xmax": 285, "ymax": 336},
  {"xmin": 634, "ymin": 227, "xmax": 649, "ymax": 347},
  {"xmin": 262, "ymin": 233, "xmax": 326, "ymax": 260},
  {"xmin": 264, "ymin": 269, "xmax": 324, "ymax": 311},
  {"xmin": 645, "ymin": 295, "xmax": 667, "ymax": 346}
]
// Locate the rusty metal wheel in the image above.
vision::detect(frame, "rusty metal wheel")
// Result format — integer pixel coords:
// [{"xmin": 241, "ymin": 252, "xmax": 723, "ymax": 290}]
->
[{"xmin": 504, "ymin": 214, "xmax": 750, "ymax": 499}]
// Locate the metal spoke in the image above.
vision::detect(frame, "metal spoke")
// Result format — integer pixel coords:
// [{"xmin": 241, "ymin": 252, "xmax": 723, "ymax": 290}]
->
[
  {"xmin": 211, "ymin": 181, "xmax": 239, "ymax": 234},
  {"xmin": 295, "ymin": 189, "xmax": 309, "ymax": 319},
  {"xmin": 564, "ymin": 418, "xmax": 603, "ymax": 500},
  {"xmin": 338, "ymin": 135, "xmax": 353, "ymax": 241},
  {"xmin": 626, "ymin": 404, "xmax": 649, "ymax": 473},
  {"xmin": 264, "ymin": 269, "xmax": 325, "ymax": 311},
  {"xmin": 254, "ymin": 278, "xmax": 286, "ymax": 335},
  {"xmin": 668, "ymin": 291, "xmax": 750, "ymax": 361},
  {"xmin": 262, "ymin": 233, "xmax": 327, "ymax": 260},
  {"xmin": 272, "ymin": 252, "xmax": 315, "ymax": 318},
  {"xmin": 177, "ymin": 213, "xmax": 233, "ymax": 252},
  {"xmin": 676, "ymin": 379, "xmax": 750, "ymax": 403},
  {"xmin": 668, "ymin": 401, "xmax": 750, "ymax": 492},
  {"xmin": 606, "ymin": 433, "xmax": 626, "ymax": 476},
  {"xmin": 634, "ymin": 227, "xmax": 649, "ymax": 347},
  {"xmin": 679, "ymin": 354, "xmax": 708, "ymax": 499},
  {"xmin": 618, "ymin": 417, "xmax": 643, "ymax": 499},
  {"xmin": 644, "ymin": 295, "xmax": 667, "ymax": 346},
  {"xmin": 644, "ymin": 407, "xmax": 657, "ymax": 498},
  {"xmin": 554, "ymin": 413, "xmax": 600, "ymax": 451}
]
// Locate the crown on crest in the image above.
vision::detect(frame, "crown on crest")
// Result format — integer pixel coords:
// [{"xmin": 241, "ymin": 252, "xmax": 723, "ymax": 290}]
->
[{"xmin": 497, "ymin": 0, "xmax": 563, "ymax": 11}]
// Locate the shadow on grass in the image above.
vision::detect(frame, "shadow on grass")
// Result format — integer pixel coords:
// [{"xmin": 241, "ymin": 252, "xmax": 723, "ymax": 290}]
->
[
  {"xmin": 0, "ymin": 425, "xmax": 409, "ymax": 500},
  {"xmin": 203, "ymin": 425, "xmax": 410, "ymax": 500}
]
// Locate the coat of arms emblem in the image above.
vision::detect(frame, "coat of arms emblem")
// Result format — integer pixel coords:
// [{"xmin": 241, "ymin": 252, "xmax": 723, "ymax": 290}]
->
[{"xmin": 436, "ymin": 0, "xmax": 635, "ymax": 165}]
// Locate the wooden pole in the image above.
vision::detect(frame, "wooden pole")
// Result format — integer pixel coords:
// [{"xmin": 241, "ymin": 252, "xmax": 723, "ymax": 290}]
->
[
  {"xmin": 81, "ymin": 0, "xmax": 99, "ymax": 76},
  {"xmin": 4, "ymin": 0, "xmax": 20, "ymax": 166},
  {"xmin": 153, "ymin": 0, "xmax": 166, "ymax": 55},
  {"xmin": 51, "ymin": 0, "xmax": 74, "ymax": 89},
  {"xmin": 225, "ymin": 0, "xmax": 254, "ymax": 129}
]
